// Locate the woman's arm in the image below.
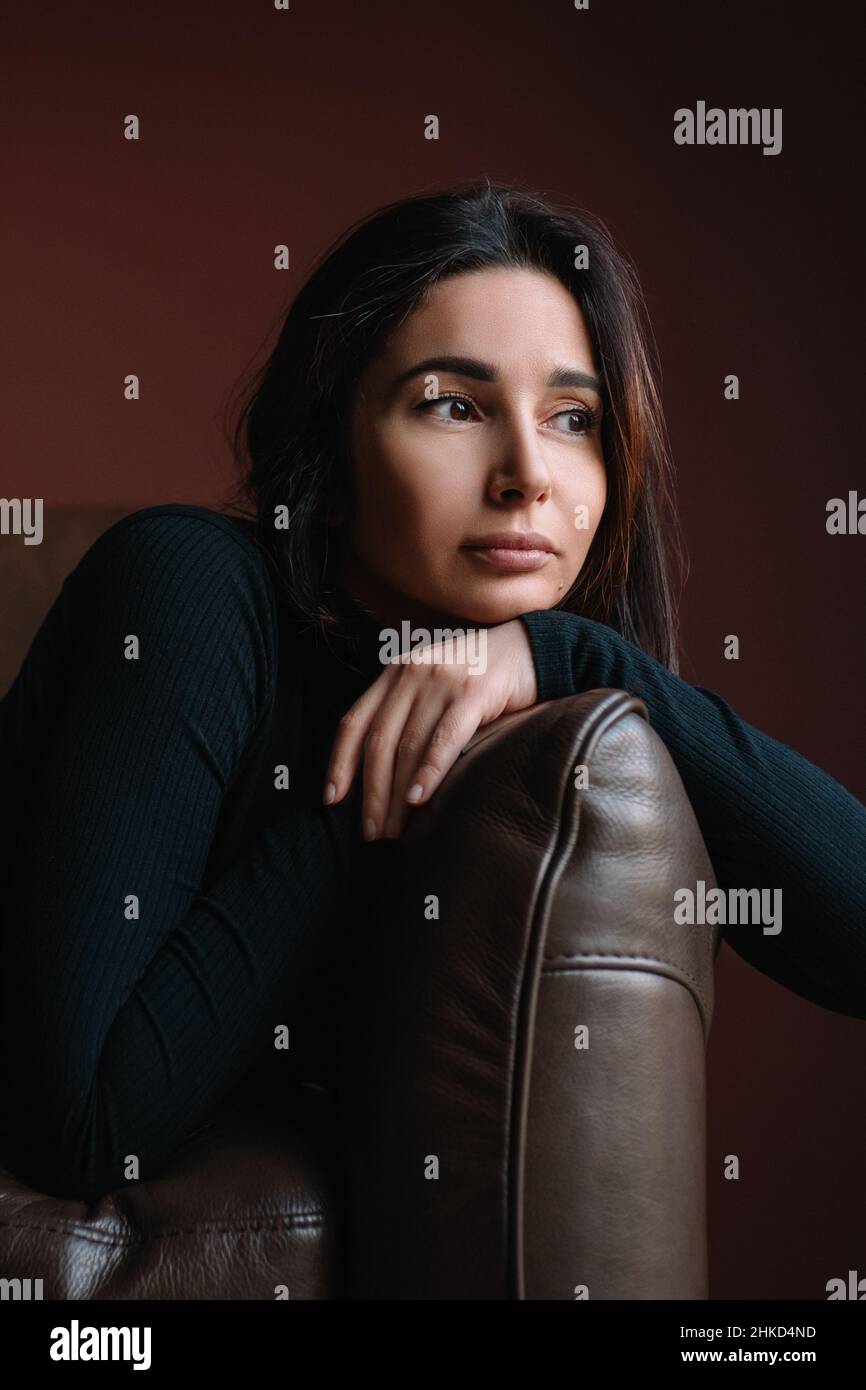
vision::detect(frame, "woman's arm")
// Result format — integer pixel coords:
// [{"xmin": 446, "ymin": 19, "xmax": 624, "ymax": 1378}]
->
[
  {"xmin": 0, "ymin": 509, "xmax": 362, "ymax": 1201},
  {"xmin": 518, "ymin": 608, "xmax": 866, "ymax": 1020}
]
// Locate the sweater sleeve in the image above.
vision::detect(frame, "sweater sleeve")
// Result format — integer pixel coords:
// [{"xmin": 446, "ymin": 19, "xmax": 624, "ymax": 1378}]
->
[
  {"xmin": 0, "ymin": 509, "xmax": 363, "ymax": 1201},
  {"xmin": 518, "ymin": 607, "xmax": 866, "ymax": 1021}
]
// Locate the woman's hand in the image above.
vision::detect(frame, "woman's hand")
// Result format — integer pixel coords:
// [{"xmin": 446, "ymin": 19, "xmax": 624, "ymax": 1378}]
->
[{"xmin": 322, "ymin": 618, "xmax": 538, "ymax": 840}]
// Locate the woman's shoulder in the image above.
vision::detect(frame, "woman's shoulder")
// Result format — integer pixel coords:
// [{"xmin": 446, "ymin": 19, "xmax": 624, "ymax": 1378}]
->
[
  {"xmin": 71, "ymin": 503, "xmax": 273, "ymax": 602},
  {"xmin": 78, "ymin": 503, "xmax": 264, "ymax": 572},
  {"xmin": 65, "ymin": 502, "xmax": 280, "ymax": 658}
]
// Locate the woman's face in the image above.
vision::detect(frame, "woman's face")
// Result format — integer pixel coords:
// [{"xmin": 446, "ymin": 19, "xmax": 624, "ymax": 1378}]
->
[{"xmin": 337, "ymin": 265, "xmax": 607, "ymax": 630}]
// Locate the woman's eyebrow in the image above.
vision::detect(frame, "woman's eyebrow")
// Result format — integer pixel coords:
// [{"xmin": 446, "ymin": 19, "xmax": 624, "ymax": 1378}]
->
[{"xmin": 391, "ymin": 355, "xmax": 603, "ymax": 397}]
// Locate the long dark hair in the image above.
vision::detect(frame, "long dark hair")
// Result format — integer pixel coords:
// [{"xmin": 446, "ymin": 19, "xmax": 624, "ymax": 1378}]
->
[{"xmin": 219, "ymin": 178, "xmax": 686, "ymax": 672}]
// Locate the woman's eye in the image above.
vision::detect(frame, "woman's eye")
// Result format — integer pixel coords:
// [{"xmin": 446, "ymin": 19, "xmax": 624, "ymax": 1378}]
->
[
  {"xmin": 549, "ymin": 406, "xmax": 597, "ymax": 437},
  {"xmin": 416, "ymin": 393, "xmax": 476, "ymax": 422}
]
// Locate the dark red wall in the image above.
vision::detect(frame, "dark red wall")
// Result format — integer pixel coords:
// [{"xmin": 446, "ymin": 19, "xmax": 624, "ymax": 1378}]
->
[{"xmin": 5, "ymin": 0, "xmax": 864, "ymax": 1299}]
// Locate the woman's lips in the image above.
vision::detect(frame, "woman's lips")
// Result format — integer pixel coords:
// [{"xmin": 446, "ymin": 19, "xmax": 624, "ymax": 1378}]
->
[{"xmin": 462, "ymin": 545, "xmax": 552, "ymax": 572}]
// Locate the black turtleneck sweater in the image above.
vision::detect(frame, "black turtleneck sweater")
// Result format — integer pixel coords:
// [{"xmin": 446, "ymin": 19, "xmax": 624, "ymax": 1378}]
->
[{"xmin": 1, "ymin": 503, "xmax": 864, "ymax": 1202}]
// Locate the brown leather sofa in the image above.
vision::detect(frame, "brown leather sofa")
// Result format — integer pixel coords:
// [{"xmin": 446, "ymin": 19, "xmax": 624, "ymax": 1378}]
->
[{"xmin": 0, "ymin": 507, "xmax": 721, "ymax": 1299}]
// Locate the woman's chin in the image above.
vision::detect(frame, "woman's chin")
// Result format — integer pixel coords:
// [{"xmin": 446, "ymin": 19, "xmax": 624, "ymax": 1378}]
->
[{"xmin": 439, "ymin": 587, "xmax": 558, "ymax": 628}]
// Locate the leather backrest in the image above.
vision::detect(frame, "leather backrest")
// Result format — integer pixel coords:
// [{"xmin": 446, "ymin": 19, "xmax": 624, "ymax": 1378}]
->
[{"xmin": 339, "ymin": 690, "xmax": 720, "ymax": 1298}]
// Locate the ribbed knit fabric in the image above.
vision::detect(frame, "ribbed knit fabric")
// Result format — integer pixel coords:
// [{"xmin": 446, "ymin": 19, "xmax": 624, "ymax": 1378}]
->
[
  {"xmin": 0, "ymin": 505, "xmax": 385, "ymax": 1201},
  {"xmin": 518, "ymin": 608, "xmax": 866, "ymax": 1021}
]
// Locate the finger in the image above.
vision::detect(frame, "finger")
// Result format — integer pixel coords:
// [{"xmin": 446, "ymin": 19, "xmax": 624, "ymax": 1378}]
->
[
  {"xmin": 322, "ymin": 669, "xmax": 393, "ymax": 804},
  {"xmin": 360, "ymin": 676, "xmax": 421, "ymax": 839},
  {"xmin": 395, "ymin": 696, "xmax": 483, "ymax": 822},
  {"xmin": 381, "ymin": 689, "xmax": 451, "ymax": 838}
]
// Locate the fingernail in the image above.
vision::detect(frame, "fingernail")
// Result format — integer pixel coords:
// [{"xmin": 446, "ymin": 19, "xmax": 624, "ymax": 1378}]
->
[
  {"xmin": 364, "ymin": 817, "xmax": 378, "ymax": 840},
  {"xmin": 407, "ymin": 784, "xmax": 424, "ymax": 803},
  {"xmin": 323, "ymin": 781, "xmax": 336, "ymax": 805}
]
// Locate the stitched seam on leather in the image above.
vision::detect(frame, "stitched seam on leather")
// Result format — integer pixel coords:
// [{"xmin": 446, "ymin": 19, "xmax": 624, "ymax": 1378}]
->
[
  {"xmin": 0, "ymin": 1215, "xmax": 326, "ymax": 1246},
  {"xmin": 542, "ymin": 951, "xmax": 709, "ymax": 1018}
]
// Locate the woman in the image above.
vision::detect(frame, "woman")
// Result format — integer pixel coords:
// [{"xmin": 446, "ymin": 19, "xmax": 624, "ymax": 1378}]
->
[{"xmin": 1, "ymin": 180, "xmax": 864, "ymax": 1203}]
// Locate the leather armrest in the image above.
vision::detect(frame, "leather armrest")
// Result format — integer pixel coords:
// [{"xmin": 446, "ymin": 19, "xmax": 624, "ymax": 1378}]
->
[{"xmin": 339, "ymin": 688, "xmax": 720, "ymax": 1299}]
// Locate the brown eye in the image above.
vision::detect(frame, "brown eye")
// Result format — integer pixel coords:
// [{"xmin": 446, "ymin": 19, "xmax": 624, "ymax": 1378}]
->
[
  {"xmin": 415, "ymin": 393, "xmax": 476, "ymax": 422},
  {"xmin": 549, "ymin": 406, "xmax": 599, "ymax": 437}
]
